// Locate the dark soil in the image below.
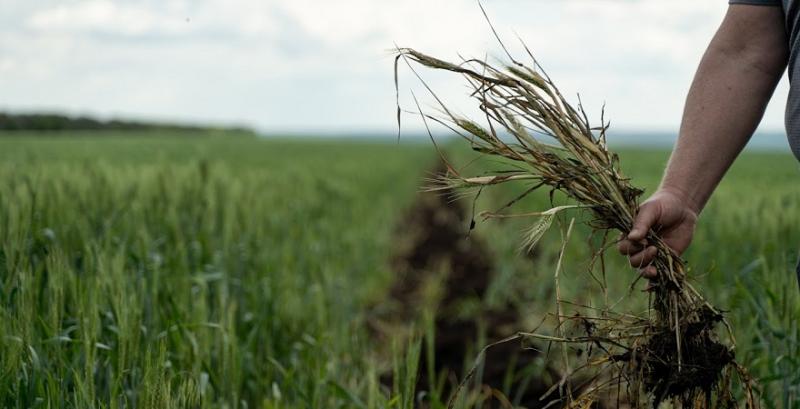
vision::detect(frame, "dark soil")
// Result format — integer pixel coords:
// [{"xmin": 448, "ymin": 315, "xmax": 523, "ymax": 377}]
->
[
  {"xmin": 640, "ymin": 307, "xmax": 734, "ymax": 407},
  {"xmin": 377, "ymin": 164, "xmax": 565, "ymax": 408}
]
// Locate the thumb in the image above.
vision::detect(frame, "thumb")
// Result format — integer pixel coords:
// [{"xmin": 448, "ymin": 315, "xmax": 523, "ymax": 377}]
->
[{"xmin": 628, "ymin": 202, "xmax": 660, "ymax": 241}]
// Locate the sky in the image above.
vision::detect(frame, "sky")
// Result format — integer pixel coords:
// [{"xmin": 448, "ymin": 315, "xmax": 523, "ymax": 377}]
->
[{"xmin": 0, "ymin": 0, "xmax": 791, "ymax": 135}]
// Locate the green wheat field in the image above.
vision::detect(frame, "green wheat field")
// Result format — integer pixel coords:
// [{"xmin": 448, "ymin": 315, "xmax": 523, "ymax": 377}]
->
[{"xmin": 1, "ymin": 131, "xmax": 798, "ymax": 408}]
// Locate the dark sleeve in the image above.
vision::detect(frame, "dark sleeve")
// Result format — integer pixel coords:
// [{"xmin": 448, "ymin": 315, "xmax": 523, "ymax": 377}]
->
[{"xmin": 729, "ymin": 0, "xmax": 781, "ymax": 5}]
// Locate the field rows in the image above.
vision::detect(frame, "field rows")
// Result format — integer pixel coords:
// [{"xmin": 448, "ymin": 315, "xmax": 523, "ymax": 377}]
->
[{"xmin": 0, "ymin": 133, "xmax": 798, "ymax": 408}]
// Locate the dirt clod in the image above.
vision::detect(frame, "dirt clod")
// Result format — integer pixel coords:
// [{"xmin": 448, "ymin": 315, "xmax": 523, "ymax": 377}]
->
[{"xmin": 639, "ymin": 307, "xmax": 734, "ymax": 407}]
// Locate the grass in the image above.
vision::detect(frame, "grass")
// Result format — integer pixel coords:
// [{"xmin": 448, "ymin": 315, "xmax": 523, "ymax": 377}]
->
[
  {"xmin": 0, "ymin": 132, "xmax": 431, "ymax": 408},
  {"xmin": 0, "ymin": 132, "xmax": 798, "ymax": 407}
]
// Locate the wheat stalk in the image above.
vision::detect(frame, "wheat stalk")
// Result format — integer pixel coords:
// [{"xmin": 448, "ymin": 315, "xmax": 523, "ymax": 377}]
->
[{"xmin": 394, "ymin": 15, "xmax": 757, "ymax": 408}]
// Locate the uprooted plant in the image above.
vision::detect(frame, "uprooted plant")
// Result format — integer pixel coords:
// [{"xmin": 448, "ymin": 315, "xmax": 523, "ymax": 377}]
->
[{"xmin": 394, "ymin": 17, "xmax": 758, "ymax": 409}]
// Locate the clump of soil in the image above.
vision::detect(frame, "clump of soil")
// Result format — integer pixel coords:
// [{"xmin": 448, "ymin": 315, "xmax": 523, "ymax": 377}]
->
[
  {"xmin": 374, "ymin": 164, "xmax": 563, "ymax": 408},
  {"xmin": 640, "ymin": 307, "xmax": 734, "ymax": 407}
]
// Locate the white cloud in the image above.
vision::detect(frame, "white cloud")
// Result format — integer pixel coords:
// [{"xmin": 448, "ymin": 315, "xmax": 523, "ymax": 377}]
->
[
  {"xmin": 0, "ymin": 0, "xmax": 790, "ymax": 134},
  {"xmin": 27, "ymin": 1, "xmax": 187, "ymax": 37}
]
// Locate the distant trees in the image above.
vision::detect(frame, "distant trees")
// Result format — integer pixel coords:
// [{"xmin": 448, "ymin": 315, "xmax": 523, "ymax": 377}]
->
[{"xmin": 0, "ymin": 112, "xmax": 252, "ymax": 134}]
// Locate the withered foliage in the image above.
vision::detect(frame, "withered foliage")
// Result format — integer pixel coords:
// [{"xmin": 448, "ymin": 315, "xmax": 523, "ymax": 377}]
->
[{"xmin": 394, "ymin": 14, "xmax": 757, "ymax": 408}]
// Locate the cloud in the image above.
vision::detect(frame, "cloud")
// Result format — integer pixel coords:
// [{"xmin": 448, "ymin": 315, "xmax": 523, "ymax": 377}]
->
[
  {"xmin": 0, "ymin": 0, "xmax": 789, "ymax": 134},
  {"xmin": 25, "ymin": 0, "xmax": 282, "ymax": 41},
  {"xmin": 27, "ymin": 1, "xmax": 187, "ymax": 37}
]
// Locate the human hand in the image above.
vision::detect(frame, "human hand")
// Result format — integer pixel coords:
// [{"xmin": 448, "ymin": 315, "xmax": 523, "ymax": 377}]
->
[{"xmin": 617, "ymin": 188, "xmax": 699, "ymax": 279}]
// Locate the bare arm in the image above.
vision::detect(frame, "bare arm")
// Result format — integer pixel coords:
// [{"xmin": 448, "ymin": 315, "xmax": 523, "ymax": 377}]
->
[
  {"xmin": 663, "ymin": 5, "xmax": 788, "ymax": 211},
  {"xmin": 619, "ymin": 5, "xmax": 788, "ymax": 277}
]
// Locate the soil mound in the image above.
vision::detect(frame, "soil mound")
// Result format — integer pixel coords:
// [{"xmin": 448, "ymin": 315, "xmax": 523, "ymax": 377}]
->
[{"xmin": 377, "ymin": 165, "xmax": 564, "ymax": 408}]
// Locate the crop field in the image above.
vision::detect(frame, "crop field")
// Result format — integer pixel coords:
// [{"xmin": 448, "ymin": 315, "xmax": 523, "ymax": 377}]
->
[{"xmin": 0, "ymin": 132, "xmax": 799, "ymax": 408}]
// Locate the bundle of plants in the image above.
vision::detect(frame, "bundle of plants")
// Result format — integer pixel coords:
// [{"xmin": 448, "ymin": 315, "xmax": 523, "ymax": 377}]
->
[{"xmin": 394, "ymin": 26, "xmax": 757, "ymax": 409}]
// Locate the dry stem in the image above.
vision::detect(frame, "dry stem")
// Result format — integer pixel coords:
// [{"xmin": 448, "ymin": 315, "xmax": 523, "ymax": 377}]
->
[{"xmin": 395, "ymin": 29, "xmax": 757, "ymax": 407}]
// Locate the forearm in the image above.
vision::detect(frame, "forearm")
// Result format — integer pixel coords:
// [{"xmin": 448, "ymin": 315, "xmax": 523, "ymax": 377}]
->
[{"xmin": 661, "ymin": 6, "xmax": 787, "ymax": 213}]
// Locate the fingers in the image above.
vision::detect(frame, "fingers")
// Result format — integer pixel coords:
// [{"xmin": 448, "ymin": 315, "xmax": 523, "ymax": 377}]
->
[
  {"xmin": 639, "ymin": 265, "xmax": 658, "ymax": 279},
  {"xmin": 617, "ymin": 237, "xmax": 645, "ymax": 255},
  {"xmin": 619, "ymin": 241, "xmax": 659, "ymax": 280},
  {"xmin": 628, "ymin": 202, "xmax": 661, "ymax": 241},
  {"xmin": 618, "ymin": 203, "xmax": 662, "ymax": 281},
  {"xmin": 628, "ymin": 246, "xmax": 657, "ymax": 269}
]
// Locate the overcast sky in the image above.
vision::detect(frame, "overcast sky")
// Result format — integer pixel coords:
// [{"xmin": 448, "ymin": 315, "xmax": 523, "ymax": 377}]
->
[{"xmin": 0, "ymin": 0, "xmax": 790, "ymax": 135}]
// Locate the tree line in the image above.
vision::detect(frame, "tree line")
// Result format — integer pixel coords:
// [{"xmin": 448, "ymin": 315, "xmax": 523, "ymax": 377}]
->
[{"xmin": 0, "ymin": 112, "xmax": 252, "ymax": 134}]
